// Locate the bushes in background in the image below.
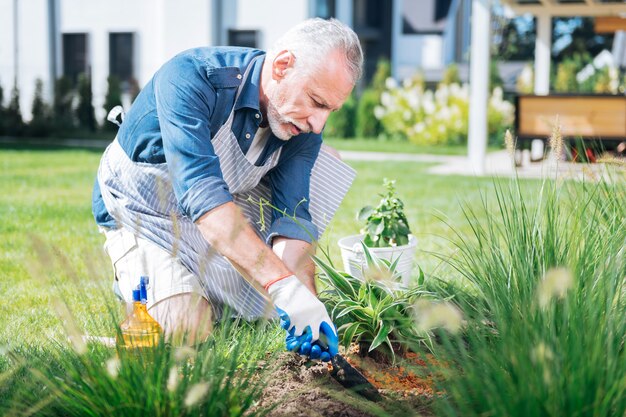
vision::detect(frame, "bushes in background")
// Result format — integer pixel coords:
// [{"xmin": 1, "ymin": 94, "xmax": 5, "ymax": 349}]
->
[
  {"xmin": 0, "ymin": 73, "xmax": 141, "ymax": 138},
  {"xmin": 375, "ymin": 78, "xmax": 514, "ymax": 146},
  {"xmin": 28, "ymin": 79, "xmax": 52, "ymax": 137}
]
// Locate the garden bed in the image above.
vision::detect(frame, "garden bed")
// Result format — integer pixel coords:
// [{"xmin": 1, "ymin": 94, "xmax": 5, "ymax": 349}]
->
[{"xmin": 255, "ymin": 349, "xmax": 435, "ymax": 417}]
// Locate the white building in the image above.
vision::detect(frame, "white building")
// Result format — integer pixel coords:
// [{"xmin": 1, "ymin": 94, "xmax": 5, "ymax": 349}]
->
[{"xmin": 0, "ymin": 0, "xmax": 469, "ymax": 122}]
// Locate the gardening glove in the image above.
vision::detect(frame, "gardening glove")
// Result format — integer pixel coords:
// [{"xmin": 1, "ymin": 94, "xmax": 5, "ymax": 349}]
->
[{"xmin": 266, "ymin": 275, "xmax": 338, "ymax": 362}]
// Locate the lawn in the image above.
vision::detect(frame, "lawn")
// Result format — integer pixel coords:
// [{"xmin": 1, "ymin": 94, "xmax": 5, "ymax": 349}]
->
[
  {"xmin": 323, "ymin": 137, "xmax": 502, "ymax": 155},
  {"xmin": 1, "ymin": 144, "xmax": 623, "ymax": 417},
  {"xmin": 0, "ymin": 144, "xmax": 534, "ymax": 346}
]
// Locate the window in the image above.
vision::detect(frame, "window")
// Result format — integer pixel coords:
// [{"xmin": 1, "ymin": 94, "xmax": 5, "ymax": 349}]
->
[
  {"xmin": 228, "ymin": 29, "xmax": 259, "ymax": 48},
  {"xmin": 63, "ymin": 33, "xmax": 88, "ymax": 85},
  {"xmin": 109, "ymin": 33, "xmax": 134, "ymax": 85}
]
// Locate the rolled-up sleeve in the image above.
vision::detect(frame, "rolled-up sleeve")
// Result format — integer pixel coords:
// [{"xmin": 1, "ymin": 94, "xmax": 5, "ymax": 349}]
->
[
  {"xmin": 154, "ymin": 58, "xmax": 233, "ymax": 222},
  {"xmin": 266, "ymin": 134, "xmax": 322, "ymax": 245}
]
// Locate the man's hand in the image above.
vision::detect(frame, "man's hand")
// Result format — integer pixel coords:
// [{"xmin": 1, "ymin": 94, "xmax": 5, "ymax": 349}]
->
[{"xmin": 266, "ymin": 275, "xmax": 338, "ymax": 362}]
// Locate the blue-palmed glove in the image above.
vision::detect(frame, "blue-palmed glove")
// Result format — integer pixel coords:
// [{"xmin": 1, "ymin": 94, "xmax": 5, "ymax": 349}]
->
[{"xmin": 266, "ymin": 275, "xmax": 338, "ymax": 362}]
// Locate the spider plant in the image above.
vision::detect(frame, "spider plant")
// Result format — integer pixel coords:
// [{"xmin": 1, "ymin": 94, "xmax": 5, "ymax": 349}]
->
[{"xmin": 316, "ymin": 245, "xmax": 431, "ymax": 362}]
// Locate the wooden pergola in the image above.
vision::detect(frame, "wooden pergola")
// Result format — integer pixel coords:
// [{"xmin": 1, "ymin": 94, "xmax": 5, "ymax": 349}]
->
[{"xmin": 467, "ymin": 0, "xmax": 626, "ymax": 174}]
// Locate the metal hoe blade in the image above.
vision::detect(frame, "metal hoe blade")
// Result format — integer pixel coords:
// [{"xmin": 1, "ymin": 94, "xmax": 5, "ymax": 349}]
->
[{"xmin": 330, "ymin": 354, "xmax": 382, "ymax": 402}]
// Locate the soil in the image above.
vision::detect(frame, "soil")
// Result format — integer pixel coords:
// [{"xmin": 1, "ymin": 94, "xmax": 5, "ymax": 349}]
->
[{"xmin": 255, "ymin": 348, "xmax": 435, "ymax": 417}]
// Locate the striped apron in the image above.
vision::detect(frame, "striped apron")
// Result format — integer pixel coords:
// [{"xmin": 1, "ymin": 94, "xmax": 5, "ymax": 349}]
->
[{"xmin": 98, "ymin": 56, "xmax": 356, "ymax": 319}]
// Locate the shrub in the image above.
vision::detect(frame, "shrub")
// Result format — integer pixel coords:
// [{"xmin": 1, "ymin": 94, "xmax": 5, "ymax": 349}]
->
[
  {"xmin": 441, "ymin": 63, "xmax": 461, "ymax": 86},
  {"xmin": 429, "ymin": 169, "xmax": 626, "ymax": 416},
  {"xmin": 53, "ymin": 76, "xmax": 75, "ymax": 132},
  {"xmin": 324, "ymin": 93, "xmax": 356, "ymax": 138},
  {"xmin": 375, "ymin": 80, "xmax": 514, "ymax": 146},
  {"xmin": 0, "ymin": 78, "xmax": 5, "ymax": 135},
  {"xmin": 103, "ymin": 75, "xmax": 122, "ymax": 130},
  {"xmin": 29, "ymin": 78, "xmax": 52, "ymax": 137},
  {"xmin": 76, "ymin": 73, "xmax": 97, "ymax": 131},
  {"xmin": 516, "ymin": 63, "xmax": 534, "ymax": 93},
  {"xmin": 5, "ymin": 83, "xmax": 25, "ymax": 136},
  {"xmin": 355, "ymin": 87, "xmax": 382, "ymax": 138}
]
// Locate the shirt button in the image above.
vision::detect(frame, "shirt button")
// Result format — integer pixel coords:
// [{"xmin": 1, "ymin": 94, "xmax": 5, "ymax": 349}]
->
[
  {"xmin": 245, "ymin": 133, "xmax": 251, "ymax": 139},
  {"xmin": 255, "ymin": 113, "xmax": 260, "ymax": 119},
  {"xmin": 236, "ymin": 74, "xmax": 242, "ymax": 79}
]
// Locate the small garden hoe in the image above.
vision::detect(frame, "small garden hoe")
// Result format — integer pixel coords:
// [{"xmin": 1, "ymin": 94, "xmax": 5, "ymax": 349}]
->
[{"xmin": 330, "ymin": 354, "xmax": 382, "ymax": 402}]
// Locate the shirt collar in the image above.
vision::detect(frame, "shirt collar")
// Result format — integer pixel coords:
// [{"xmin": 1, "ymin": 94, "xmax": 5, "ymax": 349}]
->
[{"xmin": 234, "ymin": 53, "xmax": 265, "ymax": 114}]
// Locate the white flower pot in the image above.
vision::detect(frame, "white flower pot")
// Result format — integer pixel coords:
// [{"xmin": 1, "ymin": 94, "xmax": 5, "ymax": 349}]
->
[{"xmin": 337, "ymin": 234, "xmax": 417, "ymax": 286}]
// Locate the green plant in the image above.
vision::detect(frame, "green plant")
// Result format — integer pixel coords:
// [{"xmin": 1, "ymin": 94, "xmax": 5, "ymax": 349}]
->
[
  {"xmin": 28, "ymin": 78, "xmax": 52, "ymax": 137},
  {"xmin": 316, "ymin": 247, "xmax": 430, "ymax": 362},
  {"xmin": 357, "ymin": 179, "xmax": 411, "ymax": 248},
  {"xmin": 103, "ymin": 75, "xmax": 122, "ymax": 130},
  {"xmin": 375, "ymin": 80, "xmax": 514, "ymax": 146},
  {"xmin": 5, "ymin": 83, "xmax": 25, "ymax": 136},
  {"xmin": 53, "ymin": 76, "xmax": 75, "ymax": 132},
  {"xmin": 76, "ymin": 73, "xmax": 97, "ymax": 131},
  {"xmin": 324, "ymin": 92, "xmax": 356, "ymax": 138},
  {"xmin": 428, "ymin": 170, "xmax": 626, "ymax": 416},
  {"xmin": 355, "ymin": 87, "xmax": 382, "ymax": 138}
]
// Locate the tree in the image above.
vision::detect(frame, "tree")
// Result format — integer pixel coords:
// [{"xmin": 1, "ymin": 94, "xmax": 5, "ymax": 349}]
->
[
  {"xmin": 103, "ymin": 75, "xmax": 122, "ymax": 130},
  {"xmin": 492, "ymin": 15, "xmax": 536, "ymax": 61},
  {"xmin": 76, "ymin": 73, "xmax": 97, "ymax": 131},
  {"xmin": 5, "ymin": 83, "xmax": 25, "ymax": 136},
  {"xmin": 53, "ymin": 76, "xmax": 75, "ymax": 133},
  {"xmin": 0, "ymin": 78, "xmax": 5, "ymax": 135},
  {"xmin": 29, "ymin": 78, "xmax": 52, "ymax": 137}
]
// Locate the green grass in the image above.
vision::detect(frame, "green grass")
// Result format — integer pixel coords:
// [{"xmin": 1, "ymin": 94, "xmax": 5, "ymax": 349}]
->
[
  {"xmin": 323, "ymin": 137, "xmax": 502, "ymax": 155},
  {"xmin": 426, "ymin": 175, "xmax": 626, "ymax": 417},
  {"xmin": 0, "ymin": 144, "xmax": 557, "ymax": 416},
  {"xmin": 0, "ymin": 145, "xmax": 544, "ymax": 346}
]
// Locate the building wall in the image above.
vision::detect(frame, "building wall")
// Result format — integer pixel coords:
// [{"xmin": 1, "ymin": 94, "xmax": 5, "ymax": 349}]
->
[
  {"xmin": 60, "ymin": 0, "xmax": 213, "ymax": 121},
  {"xmin": 0, "ymin": 0, "xmax": 52, "ymax": 119},
  {"xmin": 0, "ymin": 0, "xmax": 457, "ymax": 124}
]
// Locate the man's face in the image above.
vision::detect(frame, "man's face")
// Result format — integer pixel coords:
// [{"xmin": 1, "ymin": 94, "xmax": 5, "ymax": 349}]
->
[{"xmin": 266, "ymin": 50, "xmax": 354, "ymax": 141}]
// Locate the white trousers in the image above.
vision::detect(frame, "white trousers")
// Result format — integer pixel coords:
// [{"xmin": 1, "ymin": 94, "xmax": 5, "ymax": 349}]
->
[{"xmin": 102, "ymin": 227, "xmax": 205, "ymax": 308}]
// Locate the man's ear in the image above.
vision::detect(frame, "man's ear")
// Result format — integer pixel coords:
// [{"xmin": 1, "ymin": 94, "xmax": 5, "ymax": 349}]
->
[{"xmin": 272, "ymin": 50, "xmax": 296, "ymax": 80}]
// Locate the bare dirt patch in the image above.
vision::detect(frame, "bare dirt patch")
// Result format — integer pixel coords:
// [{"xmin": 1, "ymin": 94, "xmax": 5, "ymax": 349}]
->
[{"xmin": 255, "ymin": 352, "xmax": 434, "ymax": 417}]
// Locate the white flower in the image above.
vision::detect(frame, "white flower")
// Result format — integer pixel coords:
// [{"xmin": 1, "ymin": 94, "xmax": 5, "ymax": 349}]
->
[
  {"xmin": 414, "ymin": 122, "xmax": 425, "ymax": 133},
  {"xmin": 373, "ymin": 106, "xmax": 385, "ymax": 120},
  {"xmin": 385, "ymin": 77, "xmax": 398, "ymax": 89},
  {"xmin": 106, "ymin": 357, "xmax": 121, "ymax": 379},
  {"xmin": 174, "ymin": 346, "xmax": 197, "ymax": 362},
  {"xmin": 414, "ymin": 300, "xmax": 463, "ymax": 333},
  {"xmin": 381, "ymin": 92, "xmax": 392, "ymax": 107},
  {"xmin": 167, "ymin": 366, "xmax": 180, "ymax": 392},
  {"xmin": 184, "ymin": 382, "xmax": 210, "ymax": 407},
  {"xmin": 537, "ymin": 267, "xmax": 574, "ymax": 308}
]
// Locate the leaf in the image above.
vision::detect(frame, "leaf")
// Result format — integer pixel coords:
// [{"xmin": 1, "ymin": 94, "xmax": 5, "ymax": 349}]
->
[
  {"xmin": 369, "ymin": 322, "xmax": 392, "ymax": 352},
  {"xmin": 417, "ymin": 265, "xmax": 425, "ymax": 286},
  {"xmin": 340, "ymin": 322, "xmax": 362, "ymax": 348},
  {"xmin": 313, "ymin": 256, "xmax": 357, "ymax": 298},
  {"xmin": 336, "ymin": 304, "xmax": 363, "ymax": 319},
  {"xmin": 357, "ymin": 206, "xmax": 374, "ymax": 222}
]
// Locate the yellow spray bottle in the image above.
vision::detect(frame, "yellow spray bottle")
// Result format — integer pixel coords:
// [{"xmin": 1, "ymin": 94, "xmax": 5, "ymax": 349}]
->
[{"xmin": 118, "ymin": 276, "xmax": 162, "ymax": 348}]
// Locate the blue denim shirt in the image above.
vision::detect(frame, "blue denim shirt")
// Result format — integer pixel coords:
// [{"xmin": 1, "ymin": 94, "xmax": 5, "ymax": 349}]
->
[{"xmin": 92, "ymin": 47, "xmax": 322, "ymax": 244}]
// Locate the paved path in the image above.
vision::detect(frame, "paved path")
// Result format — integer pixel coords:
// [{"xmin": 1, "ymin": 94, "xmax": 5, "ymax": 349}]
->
[{"xmin": 340, "ymin": 149, "xmax": 620, "ymax": 181}]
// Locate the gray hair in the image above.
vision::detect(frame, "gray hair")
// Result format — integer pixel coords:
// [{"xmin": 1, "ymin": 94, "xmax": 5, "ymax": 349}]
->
[{"xmin": 269, "ymin": 18, "xmax": 363, "ymax": 84}]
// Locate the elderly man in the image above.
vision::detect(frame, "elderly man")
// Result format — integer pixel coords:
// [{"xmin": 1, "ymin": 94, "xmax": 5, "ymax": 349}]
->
[{"xmin": 93, "ymin": 18, "xmax": 362, "ymax": 361}]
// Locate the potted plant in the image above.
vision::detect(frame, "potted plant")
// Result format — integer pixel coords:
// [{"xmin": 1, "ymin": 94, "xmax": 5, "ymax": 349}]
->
[{"xmin": 338, "ymin": 179, "xmax": 417, "ymax": 285}]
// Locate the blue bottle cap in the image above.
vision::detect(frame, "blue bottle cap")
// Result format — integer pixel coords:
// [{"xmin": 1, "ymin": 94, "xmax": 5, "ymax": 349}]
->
[
  {"xmin": 132, "ymin": 287, "xmax": 141, "ymax": 302},
  {"xmin": 139, "ymin": 276, "xmax": 149, "ymax": 304}
]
